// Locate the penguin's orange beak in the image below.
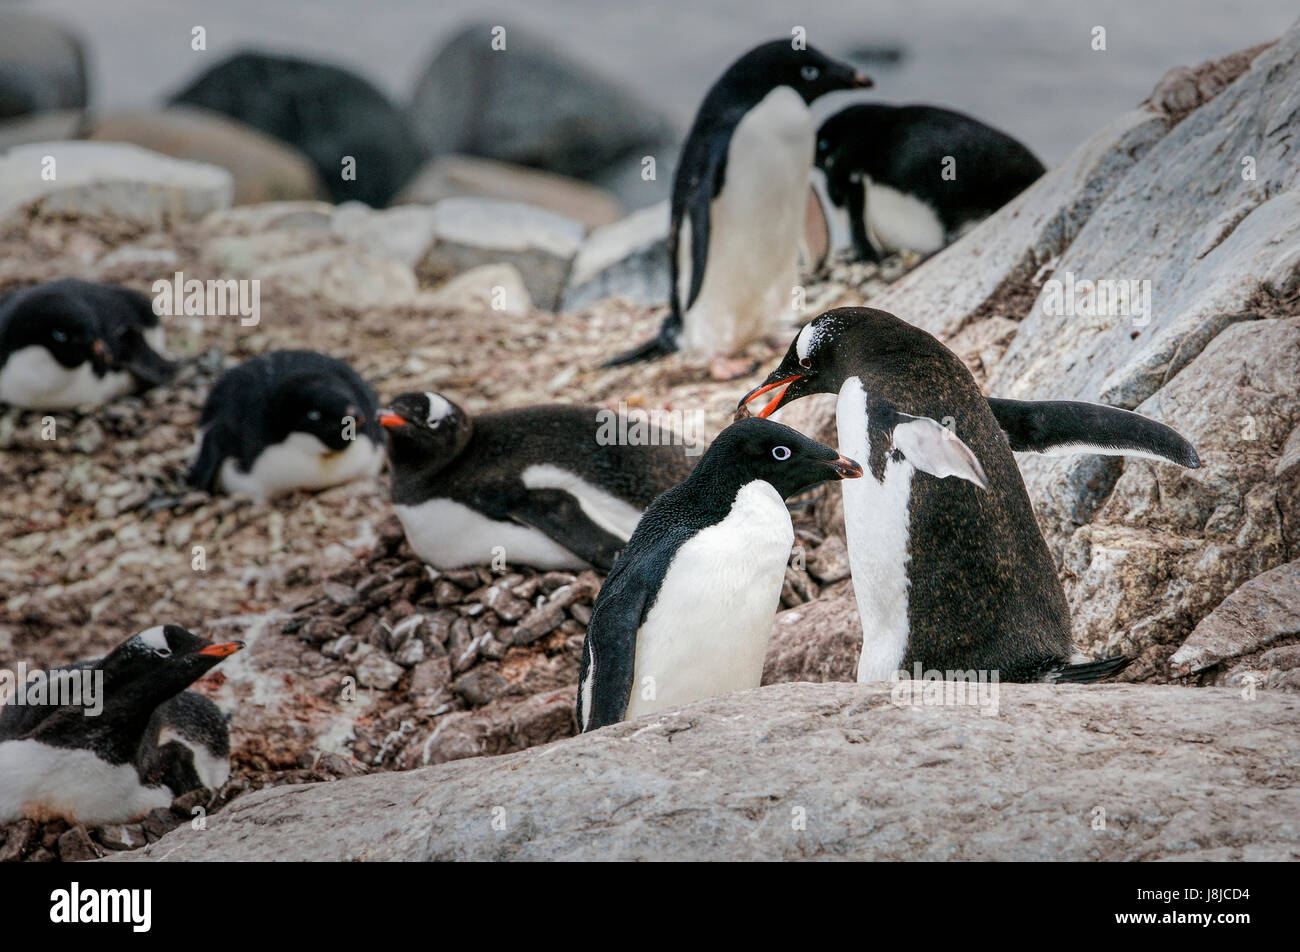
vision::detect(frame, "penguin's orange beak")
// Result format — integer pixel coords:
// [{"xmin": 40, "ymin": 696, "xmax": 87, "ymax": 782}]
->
[
  {"xmin": 197, "ymin": 641, "xmax": 244, "ymax": 658},
  {"xmin": 738, "ymin": 375, "xmax": 802, "ymax": 419},
  {"xmin": 852, "ymin": 71, "xmax": 874, "ymax": 88},
  {"xmin": 378, "ymin": 412, "xmax": 407, "ymax": 428}
]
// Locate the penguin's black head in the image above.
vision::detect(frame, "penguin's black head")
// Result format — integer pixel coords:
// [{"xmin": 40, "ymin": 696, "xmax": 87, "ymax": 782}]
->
[
  {"xmin": 738, "ymin": 307, "xmax": 949, "ymax": 418},
  {"xmin": 270, "ymin": 373, "xmax": 369, "ymax": 452},
  {"xmin": 0, "ymin": 281, "xmax": 109, "ymax": 372},
  {"xmin": 100, "ymin": 625, "xmax": 243, "ymax": 718},
  {"xmin": 815, "ymin": 105, "xmax": 886, "ymax": 204},
  {"xmin": 378, "ymin": 391, "xmax": 473, "ymax": 470},
  {"xmin": 724, "ymin": 40, "xmax": 873, "ymax": 106},
  {"xmin": 701, "ymin": 417, "xmax": 861, "ymax": 500}
]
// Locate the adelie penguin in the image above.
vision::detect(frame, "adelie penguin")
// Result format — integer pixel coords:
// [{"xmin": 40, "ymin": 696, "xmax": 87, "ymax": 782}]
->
[
  {"xmin": 0, "ymin": 625, "xmax": 242, "ymax": 825},
  {"xmin": 0, "ymin": 278, "xmax": 176, "ymax": 410},
  {"xmin": 605, "ymin": 39, "xmax": 872, "ymax": 367},
  {"xmin": 188, "ymin": 349, "xmax": 385, "ymax": 500},
  {"xmin": 739, "ymin": 307, "xmax": 1201, "ymax": 683},
  {"xmin": 578, "ymin": 417, "xmax": 862, "ymax": 731},
  {"xmin": 380, "ymin": 392, "xmax": 698, "ymax": 572},
  {"xmin": 815, "ymin": 104, "xmax": 1045, "ymax": 262}
]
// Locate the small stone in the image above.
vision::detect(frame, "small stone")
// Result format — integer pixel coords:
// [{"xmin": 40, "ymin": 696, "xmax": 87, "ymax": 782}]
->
[
  {"xmin": 356, "ymin": 653, "xmax": 405, "ymax": 690},
  {"xmin": 433, "ymin": 579, "xmax": 463, "ymax": 606},
  {"xmin": 539, "ymin": 572, "xmax": 577, "ymax": 594},
  {"xmin": 451, "ymin": 668, "xmax": 507, "ymax": 707},
  {"xmin": 322, "ymin": 634, "xmax": 357, "ymax": 660},
  {"xmin": 409, "ymin": 656, "xmax": 452, "ymax": 696},
  {"xmin": 313, "ymin": 752, "xmax": 365, "ymax": 778},
  {"xmin": 395, "ymin": 637, "xmax": 425, "ymax": 667},
  {"xmin": 0, "ymin": 819, "xmax": 38, "ymax": 862},
  {"xmin": 93, "ymin": 823, "xmax": 148, "ymax": 851},
  {"xmin": 570, "ymin": 603, "xmax": 592, "ymax": 626},
  {"xmin": 170, "ymin": 789, "xmax": 212, "ymax": 816},
  {"xmin": 322, "ymin": 581, "xmax": 359, "ymax": 607},
  {"xmin": 510, "ymin": 602, "xmax": 566, "ymax": 645},
  {"xmin": 141, "ymin": 808, "xmax": 180, "ymax": 842},
  {"xmin": 806, "ymin": 536, "xmax": 851, "ymax": 584}
]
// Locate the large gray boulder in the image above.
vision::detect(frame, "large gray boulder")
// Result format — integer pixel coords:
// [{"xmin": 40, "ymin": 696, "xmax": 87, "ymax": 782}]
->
[
  {"xmin": 0, "ymin": 11, "xmax": 87, "ymax": 121},
  {"xmin": 117, "ymin": 682, "xmax": 1300, "ymax": 861}
]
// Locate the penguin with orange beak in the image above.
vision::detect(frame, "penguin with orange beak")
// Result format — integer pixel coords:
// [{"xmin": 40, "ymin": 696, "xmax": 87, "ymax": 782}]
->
[{"xmin": 739, "ymin": 307, "xmax": 1200, "ymax": 683}]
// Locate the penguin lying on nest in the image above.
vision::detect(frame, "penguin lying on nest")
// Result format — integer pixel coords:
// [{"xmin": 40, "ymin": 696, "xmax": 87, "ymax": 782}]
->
[
  {"xmin": 0, "ymin": 626, "xmax": 242, "ymax": 825},
  {"xmin": 578, "ymin": 417, "xmax": 862, "ymax": 731},
  {"xmin": 380, "ymin": 391, "xmax": 697, "ymax": 572},
  {"xmin": 0, "ymin": 278, "xmax": 176, "ymax": 410},
  {"xmin": 740, "ymin": 307, "xmax": 1201, "ymax": 683},
  {"xmin": 187, "ymin": 349, "xmax": 385, "ymax": 500},
  {"xmin": 815, "ymin": 103, "xmax": 1045, "ymax": 262},
  {"xmin": 606, "ymin": 39, "xmax": 872, "ymax": 367}
]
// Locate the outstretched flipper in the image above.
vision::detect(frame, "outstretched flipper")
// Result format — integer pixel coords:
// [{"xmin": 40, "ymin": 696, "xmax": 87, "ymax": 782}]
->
[
  {"xmin": 1043, "ymin": 654, "xmax": 1131, "ymax": 684},
  {"xmin": 506, "ymin": 489, "xmax": 629, "ymax": 572},
  {"xmin": 988, "ymin": 397, "xmax": 1201, "ymax": 468}
]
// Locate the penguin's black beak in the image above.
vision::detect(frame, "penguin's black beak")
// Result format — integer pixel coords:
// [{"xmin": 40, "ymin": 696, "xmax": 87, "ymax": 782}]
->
[
  {"xmin": 826, "ymin": 455, "xmax": 863, "ymax": 479},
  {"xmin": 738, "ymin": 375, "xmax": 803, "ymax": 420},
  {"xmin": 377, "ymin": 411, "xmax": 407, "ymax": 428}
]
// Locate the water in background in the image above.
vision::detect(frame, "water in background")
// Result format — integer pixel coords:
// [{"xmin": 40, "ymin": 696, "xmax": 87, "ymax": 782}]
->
[{"xmin": 21, "ymin": 0, "xmax": 1299, "ymax": 166}]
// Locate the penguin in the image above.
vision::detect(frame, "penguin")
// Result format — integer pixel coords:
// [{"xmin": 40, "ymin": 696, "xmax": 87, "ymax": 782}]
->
[
  {"xmin": 815, "ymin": 104, "xmax": 1045, "ymax": 262},
  {"xmin": 577, "ymin": 417, "xmax": 862, "ymax": 731},
  {"xmin": 0, "ymin": 278, "xmax": 176, "ymax": 410},
  {"xmin": 738, "ymin": 307, "xmax": 1202, "ymax": 683},
  {"xmin": 0, "ymin": 625, "xmax": 242, "ymax": 825},
  {"xmin": 380, "ymin": 391, "xmax": 697, "ymax": 572},
  {"xmin": 605, "ymin": 39, "xmax": 872, "ymax": 366},
  {"xmin": 187, "ymin": 349, "xmax": 385, "ymax": 500},
  {"xmin": 136, "ymin": 691, "xmax": 233, "ymax": 797}
]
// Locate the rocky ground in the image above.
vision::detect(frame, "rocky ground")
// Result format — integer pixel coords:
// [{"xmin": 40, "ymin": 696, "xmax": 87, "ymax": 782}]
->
[{"xmin": 3, "ymin": 28, "xmax": 1299, "ymax": 863}]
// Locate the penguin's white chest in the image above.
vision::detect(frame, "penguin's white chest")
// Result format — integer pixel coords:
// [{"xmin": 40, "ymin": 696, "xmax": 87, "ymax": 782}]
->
[
  {"xmin": 678, "ymin": 86, "xmax": 814, "ymax": 355},
  {"xmin": 837, "ymin": 377, "xmax": 915, "ymax": 682},
  {"xmin": 218, "ymin": 431, "xmax": 384, "ymax": 500},
  {"xmin": 156, "ymin": 729, "xmax": 231, "ymax": 791},
  {"xmin": 0, "ymin": 346, "xmax": 133, "ymax": 410},
  {"xmin": 625, "ymin": 480, "xmax": 793, "ymax": 718},
  {"xmin": 0, "ymin": 739, "xmax": 172, "ymax": 825},
  {"xmin": 861, "ymin": 179, "xmax": 947, "ymax": 257}
]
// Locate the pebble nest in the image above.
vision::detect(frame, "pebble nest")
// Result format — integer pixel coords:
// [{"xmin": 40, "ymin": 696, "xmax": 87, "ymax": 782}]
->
[{"xmin": 0, "ymin": 213, "xmax": 918, "ymax": 861}]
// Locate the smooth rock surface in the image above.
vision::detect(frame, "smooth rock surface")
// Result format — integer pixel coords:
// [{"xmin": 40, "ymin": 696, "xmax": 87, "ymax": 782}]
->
[
  {"xmin": 118, "ymin": 682, "xmax": 1300, "ymax": 862},
  {"xmin": 416, "ymin": 198, "xmax": 585, "ymax": 310},
  {"xmin": 0, "ymin": 141, "xmax": 232, "ymax": 228},
  {"xmin": 1171, "ymin": 559, "xmax": 1300, "ymax": 674}
]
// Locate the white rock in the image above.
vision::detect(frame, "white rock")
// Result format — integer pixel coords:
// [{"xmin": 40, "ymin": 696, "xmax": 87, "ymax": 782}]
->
[
  {"xmin": 421, "ymin": 263, "xmax": 532, "ymax": 315},
  {"xmin": 331, "ymin": 202, "xmax": 441, "ymax": 268},
  {"xmin": 560, "ymin": 200, "xmax": 669, "ymax": 311}
]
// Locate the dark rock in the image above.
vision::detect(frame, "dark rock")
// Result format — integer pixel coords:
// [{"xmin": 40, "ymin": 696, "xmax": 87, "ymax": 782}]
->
[
  {"xmin": 57, "ymin": 825, "xmax": 104, "ymax": 862},
  {"xmin": 509, "ymin": 602, "xmax": 566, "ymax": 645},
  {"xmin": 141, "ymin": 807, "xmax": 181, "ymax": 842},
  {"xmin": 93, "ymin": 823, "xmax": 147, "ymax": 852},
  {"xmin": 171, "ymin": 50, "xmax": 424, "ymax": 206},
  {"xmin": 407, "ymin": 22, "xmax": 674, "ymax": 181},
  {"xmin": 452, "ymin": 668, "xmax": 507, "ymax": 707},
  {"xmin": 409, "ymin": 656, "xmax": 451, "ymax": 696},
  {"xmin": 0, "ymin": 819, "xmax": 38, "ymax": 862},
  {"xmin": 1172, "ymin": 559, "xmax": 1300, "ymax": 676},
  {"xmin": 0, "ymin": 11, "xmax": 87, "ymax": 121}
]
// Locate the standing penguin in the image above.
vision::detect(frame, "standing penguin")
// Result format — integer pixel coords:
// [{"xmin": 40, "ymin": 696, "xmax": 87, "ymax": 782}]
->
[
  {"xmin": 380, "ymin": 392, "xmax": 696, "ymax": 572},
  {"xmin": 577, "ymin": 417, "xmax": 862, "ymax": 732},
  {"xmin": 605, "ymin": 39, "xmax": 872, "ymax": 366},
  {"xmin": 0, "ymin": 625, "xmax": 242, "ymax": 825},
  {"xmin": 739, "ymin": 307, "xmax": 1201, "ymax": 682},
  {"xmin": 816, "ymin": 104, "xmax": 1045, "ymax": 261},
  {"xmin": 187, "ymin": 349, "xmax": 385, "ymax": 500},
  {"xmin": 0, "ymin": 278, "xmax": 176, "ymax": 410}
]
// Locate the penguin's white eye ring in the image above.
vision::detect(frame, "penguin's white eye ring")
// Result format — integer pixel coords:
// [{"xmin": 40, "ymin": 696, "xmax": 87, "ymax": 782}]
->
[
  {"xmin": 799, "ymin": 357, "xmax": 812, "ymax": 369},
  {"xmin": 154, "ymin": 647, "xmax": 172, "ymax": 658},
  {"xmin": 772, "ymin": 445, "xmax": 792, "ymax": 461},
  {"xmin": 801, "ymin": 65, "xmax": 820, "ymax": 81},
  {"xmin": 306, "ymin": 409, "xmax": 322, "ymax": 422}
]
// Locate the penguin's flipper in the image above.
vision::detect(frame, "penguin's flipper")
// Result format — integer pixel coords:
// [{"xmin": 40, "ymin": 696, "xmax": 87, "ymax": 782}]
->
[
  {"xmin": 121, "ymin": 333, "xmax": 178, "ymax": 388},
  {"xmin": 577, "ymin": 557, "xmax": 652, "ymax": 732},
  {"xmin": 187, "ymin": 425, "xmax": 231, "ymax": 492},
  {"xmin": 1045, "ymin": 654, "xmax": 1131, "ymax": 684},
  {"xmin": 846, "ymin": 178, "xmax": 878, "ymax": 262},
  {"xmin": 505, "ymin": 489, "xmax": 628, "ymax": 572},
  {"xmin": 988, "ymin": 398, "xmax": 1202, "ymax": 468}
]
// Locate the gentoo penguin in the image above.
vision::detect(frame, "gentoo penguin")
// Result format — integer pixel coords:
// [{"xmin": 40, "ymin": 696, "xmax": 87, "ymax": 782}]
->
[
  {"xmin": 578, "ymin": 417, "xmax": 861, "ymax": 731},
  {"xmin": 605, "ymin": 40, "xmax": 872, "ymax": 365},
  {"xmin": 380, "ymin": 391, "xmax": 696, "ymax": 572},
  {"xmin": 187, "ymin": 349, "xmax": 385, "ymax": 500},
  {"xmin": 0, "ymin": 625, "xmax": 242, "ymax": 825},
  {"xmin": 0, "ymin": 278, "xmax": 176, "ymax": 410},
  {"xmin": 136, "ymin": 691, "xmax": 233, "ymax": 797},
  {"xmin": 738, "ymin": 307, "xmax": 1201, "ymax": 683},
  {"xmin": 815, "ymin": 104, "xmax": 1045, "ymax": 261}
]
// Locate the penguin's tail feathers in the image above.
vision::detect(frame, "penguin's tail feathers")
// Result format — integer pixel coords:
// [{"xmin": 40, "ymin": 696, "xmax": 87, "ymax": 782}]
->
[
  {"xmin": 1046, "ymin": 654, "xmax": 1131, "ymax": 684},
  {"xmin": 601, "ymin": 314, "xmax": 680, "ymax": 368}
]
